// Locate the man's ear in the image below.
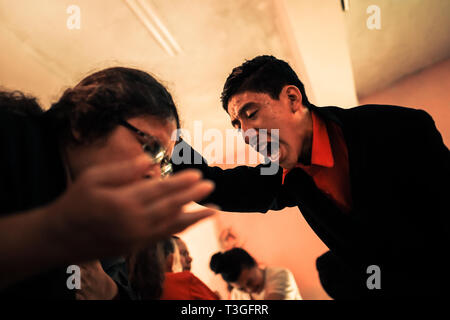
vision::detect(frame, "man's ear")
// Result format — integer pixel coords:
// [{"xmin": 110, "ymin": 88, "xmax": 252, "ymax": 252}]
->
[{"xmin": 282, "ymin": 85, "xmax": 303, "ymax": 112}]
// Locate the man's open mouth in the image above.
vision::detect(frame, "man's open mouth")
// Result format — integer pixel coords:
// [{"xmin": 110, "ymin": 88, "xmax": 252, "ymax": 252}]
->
[
  {"xmin": 246, "ymin": 131, "xmax": 280, "ymax": 162},
  {"xmin": 254, "ymin": 139, "xmax": 280, "ymax": 162}
]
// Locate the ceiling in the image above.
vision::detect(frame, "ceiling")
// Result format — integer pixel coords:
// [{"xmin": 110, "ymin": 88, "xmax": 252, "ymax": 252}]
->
[
  {"xmin": 0, "ymin": 0, "xmax": 291, "ymax": 134},
  {"xmin": 344, "ymin": 0, "xmax": 450, "ymax": 97},
  {"xmin": 0, "ymin": 0, "xmax": 449, "ymax": 134}
]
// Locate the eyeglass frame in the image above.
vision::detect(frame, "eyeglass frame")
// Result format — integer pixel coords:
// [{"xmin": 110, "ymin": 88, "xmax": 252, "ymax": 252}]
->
[{"xmin": 119, "ymin": 119, "xmax": 173, "ymax": 177}]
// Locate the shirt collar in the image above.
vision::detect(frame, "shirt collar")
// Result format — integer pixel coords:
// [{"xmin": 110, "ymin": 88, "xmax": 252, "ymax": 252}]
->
[
  {"xmin": 308, "ymin": 110, "xmax": 334, "ymax": 168},
  {"xmin": 282, "ymin": 110, "xmax": 334, "ymax": 184}
]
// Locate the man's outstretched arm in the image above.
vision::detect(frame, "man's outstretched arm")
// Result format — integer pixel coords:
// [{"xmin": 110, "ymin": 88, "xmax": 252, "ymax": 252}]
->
[{"xmin": 172, "ymin": 140, "xmax": 289, "ymax": 213}]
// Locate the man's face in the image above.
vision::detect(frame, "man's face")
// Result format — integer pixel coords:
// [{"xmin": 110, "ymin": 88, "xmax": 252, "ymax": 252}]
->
[
  {"xmin": 227, "ymin": 86, "xmax": 312, "ymax": 169},
  {"xmin": 69, "ymin": 115, "xmax": 177, "ymax": 179},
  {"xmin": 232, "ymin": 266, "xmax": 264, "ymax": 294},
  {"xmin": 176, "ymin": 238, "xmax": 192, "ymax": 271}
]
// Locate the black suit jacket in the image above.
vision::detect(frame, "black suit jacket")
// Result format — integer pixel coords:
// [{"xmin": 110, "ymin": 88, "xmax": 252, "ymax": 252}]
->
[{"xmin": 173, "ymin": 105, "xmax": 449, "ymax": 299}]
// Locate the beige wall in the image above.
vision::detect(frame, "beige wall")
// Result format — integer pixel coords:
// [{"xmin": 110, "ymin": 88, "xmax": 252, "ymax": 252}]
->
[{"xmin": 359, "ymin": 57, "xmax": 450, "ymax": 147}]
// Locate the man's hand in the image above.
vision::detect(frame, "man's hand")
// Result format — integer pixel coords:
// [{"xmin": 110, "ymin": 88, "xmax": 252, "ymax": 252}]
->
[{"xmin": 75, "ymin": 260, "xmax": 118, "ymax": 300}]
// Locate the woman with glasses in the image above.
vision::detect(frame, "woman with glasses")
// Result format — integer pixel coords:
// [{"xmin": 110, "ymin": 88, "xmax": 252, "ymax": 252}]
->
[{"xmin": 0, "ymin": 67, "xmax": 216, "ymax": 299}]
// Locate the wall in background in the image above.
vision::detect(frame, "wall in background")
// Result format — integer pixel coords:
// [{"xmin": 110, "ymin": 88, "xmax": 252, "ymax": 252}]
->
[{"xmin": 359, "ymin": 58, "xmax": 450, "ymax": 147}]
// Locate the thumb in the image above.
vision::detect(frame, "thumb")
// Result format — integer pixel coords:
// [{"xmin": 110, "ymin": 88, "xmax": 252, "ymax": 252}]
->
[{"xmin": 89, "ymin": 154, "xmax": 153, "ymax": 187}]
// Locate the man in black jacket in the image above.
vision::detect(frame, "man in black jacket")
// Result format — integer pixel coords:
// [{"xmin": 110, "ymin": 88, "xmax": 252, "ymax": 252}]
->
[{"xmin": 173, "ymin": 55, "xmax": 449, "ymax": 299}]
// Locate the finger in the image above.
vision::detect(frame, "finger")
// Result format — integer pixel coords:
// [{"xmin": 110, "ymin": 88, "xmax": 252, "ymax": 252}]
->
[
  {"xmin": 203, "ymin": 203, "xmax": 221, "ymax": 211},
  {"xmin": 127, "ymin": 169, "xmax": 204, "ymax": 205},
  {"xmin": 166, "ymin": 208, "xmax": 216, "ymax": 234},
  {"xmin": 88, "ymin": 154, "xmax": 153, "ymax": 187},
  {"xmin": 144, "ymin": 180, "xmax": 215, "ymax": 223},
  {"xmin": 148, "ymin": 208, "xmax": 216, "ymax": 241}
]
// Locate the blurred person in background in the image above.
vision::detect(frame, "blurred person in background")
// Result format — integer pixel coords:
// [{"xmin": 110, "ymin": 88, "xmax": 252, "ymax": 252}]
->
[
  {"xmin": 127, "ymin": 242, "xmax": 165, "ymax": 300},
  {"xmin": 159, "ymin": 237, "xmax": 219, "ymax": 300},
  {"xmin": 172, "ymin": 235, "xmax": 193, "ymax": 272},
  {"xmin": 210, "ymin": 247, "xmax": 302, "ymax": 300}
]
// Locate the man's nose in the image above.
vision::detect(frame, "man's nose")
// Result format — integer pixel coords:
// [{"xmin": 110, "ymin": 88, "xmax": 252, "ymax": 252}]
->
[{"xmin": 240, "ymin": 126, "xmax": 258, "ymax": 146}]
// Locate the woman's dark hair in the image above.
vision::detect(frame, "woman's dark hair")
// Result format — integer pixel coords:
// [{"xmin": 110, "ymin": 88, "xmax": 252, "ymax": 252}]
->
[
  {"xmin": 161, "ymin": 238, "xmax": 175, "ymax": 258},
  {"xmin": 0, "ymin": 90, "xmax": 43, "ymax": 116},
  {"xmin": 126, "ymin": 242, "xmax": 165, "ymax": 300},
  {"xmin": 221, "ymin": 55, "xmax": 311, "ymax": 112},
  {"xmin": 209, "ymin": 248, "xmax": 256, "ymax": 283},
  {"xmin": 45, "ymin": 67, "xmax": 180, "ymax": 146}
]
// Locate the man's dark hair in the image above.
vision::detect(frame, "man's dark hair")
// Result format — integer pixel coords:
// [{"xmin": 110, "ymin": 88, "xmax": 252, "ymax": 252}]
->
[
  {"xmin": 45, "ymin": 67, "xmax": 180, "ymax": 146},
  {"xmin": 221, "ymin": 55, "xmax": 311, "ymax": 112},
  {"xmin": 0, "ymin": 90, "xmax": 43, "ymax": 116},
  {"xmin": 209, "ymin": 248, "xmax": 256, "ymax": 283}
]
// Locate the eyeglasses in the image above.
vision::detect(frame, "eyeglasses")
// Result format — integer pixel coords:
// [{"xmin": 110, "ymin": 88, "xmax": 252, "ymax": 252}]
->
[{"xmin": 119, "ymin": 120, "xmax": 173, "ymax": 177}]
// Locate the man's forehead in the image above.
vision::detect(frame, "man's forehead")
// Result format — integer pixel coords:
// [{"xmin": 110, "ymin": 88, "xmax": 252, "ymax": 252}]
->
[
  {"xmin": 228, "ymin": 92, "xmax": 269, "ymax": 118},
  {"xmin": 227, "ymin": 95, "xmax": 245, "ymax": 118},
  {"xmin": 238, "ymin": 267, "xmax": 250, "ymax": 281}
]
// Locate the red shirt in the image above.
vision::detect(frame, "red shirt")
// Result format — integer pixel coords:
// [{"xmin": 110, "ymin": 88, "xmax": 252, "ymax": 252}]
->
[
  {"xmin": 161, "ymin": 271, "xmax": 219, "ymax": 300},
  {"xmin": 282, "ymin": 111, "xmax": 352, "ymax": 213}
]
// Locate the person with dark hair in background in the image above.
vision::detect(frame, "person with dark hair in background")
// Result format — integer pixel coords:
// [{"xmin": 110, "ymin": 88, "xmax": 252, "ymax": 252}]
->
[
  {"xmin": 159, "ymin": 237, "xmax": 219, "ymax": 300},
  {"xmin": 172, "ymin": 235, "xmax": 193, "ymax": 272},
  {"xmin": 174, "ymin": 55, "xmax": 449, "ymax": 299},
  {"xmin": 0, "ymin": 67, "xmax": 216, "ymax": 299},
  {"xmin": 160, "ymin": 237, "xmax": 184, "ymax": 273},
  {"xmin": 210, "ymin": 247, "xmax": 302, "ymax": 300},
  {"xmin": 126, "ymin": 242, "xmax": 165, "ymax": 300},
  {"xmin": 0, "ymin": 91, "xmax": 44, "ymax": 116}
]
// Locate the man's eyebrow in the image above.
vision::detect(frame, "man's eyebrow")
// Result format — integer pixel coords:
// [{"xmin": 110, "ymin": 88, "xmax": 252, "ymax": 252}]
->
[{"xmin": 230, "ymin": 102, "xmax": 256, "ymax": 127}]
